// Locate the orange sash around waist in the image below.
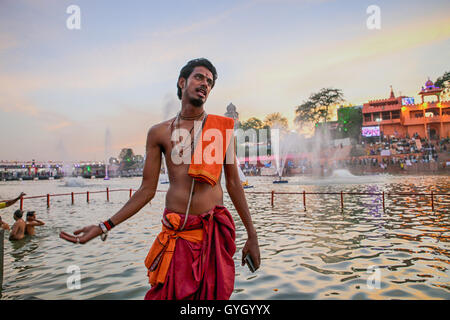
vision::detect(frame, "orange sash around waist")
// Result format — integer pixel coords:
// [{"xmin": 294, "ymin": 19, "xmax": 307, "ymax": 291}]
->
[{"xmin": 144, "ymin": 213, "xmax": 203, "ymax": 286}]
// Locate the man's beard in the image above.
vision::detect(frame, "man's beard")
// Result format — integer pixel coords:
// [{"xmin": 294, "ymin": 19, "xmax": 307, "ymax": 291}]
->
[{"xmin": 189, "ymin": 97, "xmax": 204, "ymax": 107}]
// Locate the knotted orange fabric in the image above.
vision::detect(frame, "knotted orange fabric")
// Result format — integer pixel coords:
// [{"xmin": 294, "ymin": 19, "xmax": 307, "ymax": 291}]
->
[
  {"xmin": 188, "ymin": 114, "xmax": 235, "ymax": 186},
  {"xmin": 144, "ymin": 213, "xmax": 203, "ymax": 286},
  {"xmin": 144, "ymin": 205, "xmax": 236, "ymax": 300}
]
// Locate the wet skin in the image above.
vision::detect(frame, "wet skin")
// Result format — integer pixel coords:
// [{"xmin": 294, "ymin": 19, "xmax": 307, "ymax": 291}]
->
[{"xmin": 60, "ymin": 66, "xmax": 261, "ymax": 270}]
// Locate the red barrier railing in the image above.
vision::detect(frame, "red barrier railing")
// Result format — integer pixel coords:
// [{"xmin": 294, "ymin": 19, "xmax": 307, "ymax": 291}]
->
[{"xmin": 17, "ymin": 188, "xmax": 449, "ymax": 211}]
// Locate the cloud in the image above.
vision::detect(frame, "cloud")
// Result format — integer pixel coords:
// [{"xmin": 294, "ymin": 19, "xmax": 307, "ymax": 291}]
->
[
  {"xmin": 214, "ymin": 12, "xmax": 450, "ymax": 124},
  {"xmin": 45, "ymin": 121, "xmax": 73, "ymax": 132},
  {"xmin": 151, "ymin": 1, "xmax": 255, "ymax": 38},
  {"xmin": 1, "ymin": 0, "xmax": 449, "ymax": 159},
  {"xmin": 0, "ymin": 95, "xmax": 39, "ymax": 117},
  {"xmin": 0, "ymin": 32, "xmax": 19, "ymax": 53},
  {"xmin": 0, "ymin": 87, "xmax": 75, "ymax": 132}
]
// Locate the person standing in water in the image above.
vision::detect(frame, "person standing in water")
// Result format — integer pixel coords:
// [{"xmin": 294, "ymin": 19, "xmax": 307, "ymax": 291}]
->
[
  {"xmin": 25, "ymin": 211, "xmax": 45, "ymax": 236},
  {"xmin": 9, "ymin": 209, "xmax": 26, "ymax": 241},
  {"xmin": 0, "ymin": 215, "xmax": 10, "ymax": 231},
  {"xmin": 60, "ymin": 58, "xmax": 261, "ymax": 300}
]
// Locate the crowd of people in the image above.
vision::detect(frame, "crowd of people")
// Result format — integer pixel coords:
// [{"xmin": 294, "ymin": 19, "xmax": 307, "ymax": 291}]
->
[
  {"xmin": 358, "ymin": 136, "xmax": 450, "ymax": 171},
  {"xmin": 238, "ymin": 136, "xmax": 450, "ymax": 176},
  {"xmin": 365, "ymin": 136, "xmax": 449, "ymax": 158}
]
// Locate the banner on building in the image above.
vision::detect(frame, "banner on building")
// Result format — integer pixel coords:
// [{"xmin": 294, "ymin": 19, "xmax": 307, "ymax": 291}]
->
[
  {"xmin": 414, "ymin": 139, "xmax": 422, "ymax": 150},
  {"xmin": 362, "ymin": 126, "xmax": 380, "ymax": 137}
]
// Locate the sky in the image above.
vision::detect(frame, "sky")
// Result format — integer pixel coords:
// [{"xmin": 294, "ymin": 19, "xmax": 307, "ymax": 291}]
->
[{"xmin": 1, "ymin": 0, "xmax": 449, "ymax": 161}]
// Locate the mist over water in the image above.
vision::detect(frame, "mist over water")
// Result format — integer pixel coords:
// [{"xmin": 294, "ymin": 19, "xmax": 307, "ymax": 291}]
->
[
  {"xmin": 293, "ymin": 169, "xmax": 392, "ymax": 185},
  {"xmin": 62, "ymin": 177, "xmax": 86, "ymax": 188},
  {"xmin": 271, "ymin": 127, "xmax": 299, "ymax": 178},
  {"xmin": 269, "ymin": 121, "xmax": 343, "ymax": 180},
  {"xmin": 331, "ymin": 169, "xmax": 356, "ymax": 178}
]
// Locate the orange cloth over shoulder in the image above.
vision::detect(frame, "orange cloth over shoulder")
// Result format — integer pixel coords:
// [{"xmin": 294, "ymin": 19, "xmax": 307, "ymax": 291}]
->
[
  {"xmin": 144, "ymin": 213, "xmax": 204, "ymax": 286},
  {"xmin": 188, "ymin": 114, "xmax": 235, "ymax": 186}
]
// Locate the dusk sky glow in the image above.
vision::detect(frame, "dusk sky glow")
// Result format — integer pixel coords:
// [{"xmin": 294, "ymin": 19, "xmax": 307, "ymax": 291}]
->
[{"xmin": 1, "ymin": 0, "xmax": 449, "ymax": 161}]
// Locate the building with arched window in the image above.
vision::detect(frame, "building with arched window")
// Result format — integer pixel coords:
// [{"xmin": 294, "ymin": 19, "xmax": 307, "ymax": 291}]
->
[{"xmin": 362, "ymin": 80, "xmax": 450, "ymax": 140}]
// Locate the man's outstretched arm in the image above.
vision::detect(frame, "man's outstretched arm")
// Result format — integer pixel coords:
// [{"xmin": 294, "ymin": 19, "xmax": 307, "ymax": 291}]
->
[
  {"xmin": 1, "ymin": 192, "xmax": 26, "ymax": 208},
  {"xmin": 224, "ymin": 155, "xmax": 261, "ymax": 270},
  {"xmin": 30, "ymin": 219, "xmax": 45, "ymax": 226},
  {"xmin": 60, "ymin": 125, "xmax": 162, "ymax": 244}
]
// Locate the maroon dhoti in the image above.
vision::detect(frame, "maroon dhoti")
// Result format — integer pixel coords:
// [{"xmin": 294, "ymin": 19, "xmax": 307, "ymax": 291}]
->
[{"xmin": 144, "ymin": 205, "xmax": 236, "ymax": 300}]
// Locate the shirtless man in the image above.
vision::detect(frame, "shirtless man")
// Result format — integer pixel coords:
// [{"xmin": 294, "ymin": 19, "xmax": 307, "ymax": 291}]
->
[
  {"xmin": 0, "ymin": 215, "xmax": 10, "ymax": 231},
  {"xmin": 25, "ymin": 211, "xmax": 45, "ymax": 236},
  {"xmin": 9, "ymin": 209, "xmax": 26, "ymax": 240},
  {"xmin": 60, "ymin": 58, "xmax": 261, "ymax": 299}
]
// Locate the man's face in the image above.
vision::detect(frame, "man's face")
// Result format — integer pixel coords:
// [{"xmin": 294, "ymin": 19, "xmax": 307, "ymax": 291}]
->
[{"xmin": 179, "ymin": 66, "xmax": 214, "ymax": 107}]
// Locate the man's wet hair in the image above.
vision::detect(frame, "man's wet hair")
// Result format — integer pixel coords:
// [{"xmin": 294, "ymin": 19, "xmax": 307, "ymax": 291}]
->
[
  {"xmin": 14, "ymin": 209, "xmax": 23, "ymax": 218},
  {"xmin": 177, "ymin": 58, "xmax": 218, "ymax": 100},
  {"xmin": 26, "ymin": 211, "xmax": 35, "ymax": 218}
]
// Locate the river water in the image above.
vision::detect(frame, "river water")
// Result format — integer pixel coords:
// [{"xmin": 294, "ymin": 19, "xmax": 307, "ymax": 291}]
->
[{"xmin": 0, "ymin": 173, "xmax": 448, "ymax": 300}]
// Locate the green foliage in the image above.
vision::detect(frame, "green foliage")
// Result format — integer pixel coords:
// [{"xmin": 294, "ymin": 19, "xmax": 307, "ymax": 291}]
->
[
  {"xmin": 118, "ymin": 148, "xmax": 136, "ymax": 169},
  {"xmin": 435, "ymin": 71, "xmax": 450, "ymax": 89},
  {"xmin": 238, "ymin": 117, "xmax": 272, "ymax": 157},
  {"xmin": 295, "ymin": 88, "xmax": 344, "ymax": 126},
  {"xmin": 337, "ymin": 106, "xmax": 363, "ymax": 140},
  {"xmin": 263, "ymin": 112, "xmax": 288, "ymax": 130},
  {"xmin": 240, "ymin": 117, "xmax": 265, "ymax": 131}
]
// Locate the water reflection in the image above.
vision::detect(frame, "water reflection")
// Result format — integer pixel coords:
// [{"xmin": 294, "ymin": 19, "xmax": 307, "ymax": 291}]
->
[
  {"xmin": 0, "ymin": 176, "xmax": 449, "ymax": 299},
  {"xmin": 231, "ymin": 175, "xmax": 449, "ymax": 300},
  {"xmin": 9, "ymin": 236, "xmax": 42, "ymax": 260}
]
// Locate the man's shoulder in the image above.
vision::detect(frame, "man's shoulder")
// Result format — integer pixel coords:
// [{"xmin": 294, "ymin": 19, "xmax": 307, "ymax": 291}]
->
[
  {"xmin": 147, "ymin": 119, "xmax": 174, "ymax": 138},
  {"xmin": 150, "ymin": 118, "xmax": 175, "ymax": 132}
]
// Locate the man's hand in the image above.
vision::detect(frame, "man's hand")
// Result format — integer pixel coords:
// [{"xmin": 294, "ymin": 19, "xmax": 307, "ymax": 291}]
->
[
  {"xmin": 3, "ymin": 192, "xmax": 27, "ymax": 207},
  {"xmin": 59, "ymin": 225, "xmax": 102, "ymax": 244},
  {"xmin": 241, "ymin": 235, "xmax": 261, "ymax": 271}
]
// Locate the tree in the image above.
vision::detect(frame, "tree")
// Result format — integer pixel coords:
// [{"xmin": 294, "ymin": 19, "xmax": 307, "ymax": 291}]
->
[
  {"xmin": 337, "ymin": 106, "xmax": 363, "ymax": 141},
  {"xmin": 240, "ymin": 117, "xmax": 265, "ymax": 131},
  {"xmin": 263, "ymin": 112, "xmax": 288, "ymax": 130},
  {"xmin": 238, "ymin": 117, "xmax": 272, "ymax": 158},
  {"xmin": 119, "ymin": 148, "xmax": 134, "ymax": 162},
  {"xmin": 295, "ymin": 88, "xmax": 344, "ymax": 126},
  {"xmin": 118, "ymin": 148, "xmax": 135, "ymax": 170},
  {"xmin": 294, "ymin": 100, "xmax": 318, "ymax": 125},
  {"xmin": 435, "ymin": 71, "xmax": 450, "ymax": 100},
  {"xmin": 435, "ymin": 71, "xmax": 450, "ymax": 89}
]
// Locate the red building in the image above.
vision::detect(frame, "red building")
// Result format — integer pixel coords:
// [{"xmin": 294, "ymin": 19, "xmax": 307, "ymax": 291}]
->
[{"xmin": 362, "ymin": 80, "xmax": 450, "ymax": 140}]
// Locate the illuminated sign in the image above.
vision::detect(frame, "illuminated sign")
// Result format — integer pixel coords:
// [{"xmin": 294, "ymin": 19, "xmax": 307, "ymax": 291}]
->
[
  {"xmin": 402, "ymin": 97, "xmax": 415, "ymax": 105},
  {"xmin": 362, "ymin": 126, "xmax": 380, "ymax": 137}
]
